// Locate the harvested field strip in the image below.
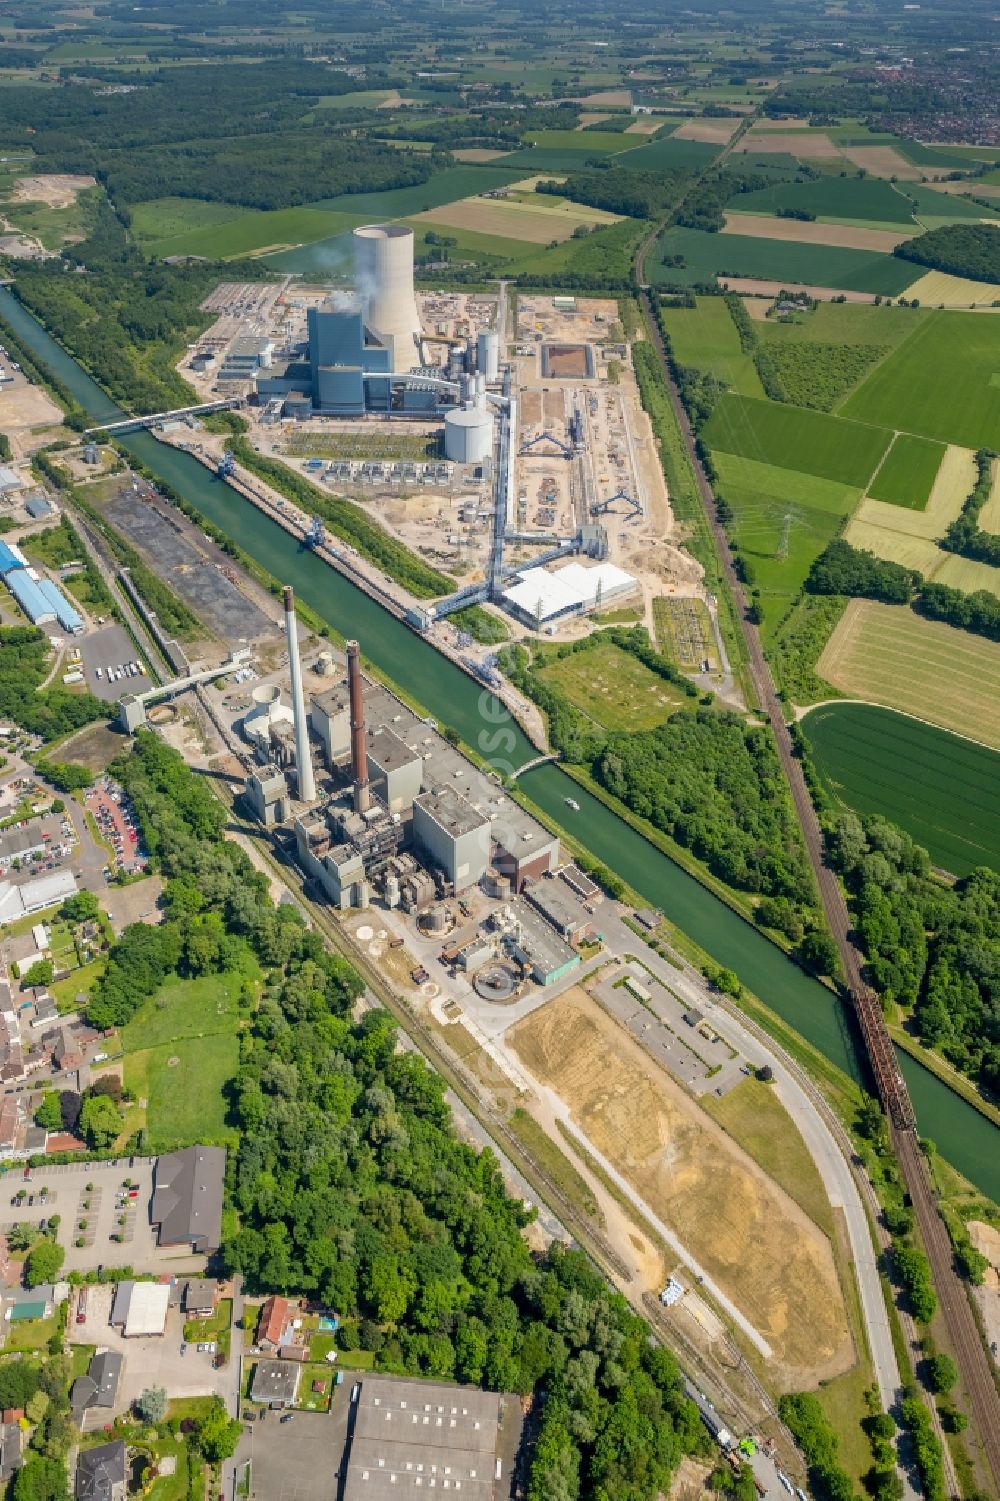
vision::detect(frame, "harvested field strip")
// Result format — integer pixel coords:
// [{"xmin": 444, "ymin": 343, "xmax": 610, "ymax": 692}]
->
[
  {"xmin": 674, "ymin": 118, "xmax": 739, "ymax": 144},
  {"xmin": 703, "ymin": 393, "xmax": 891, "ymax": 487},
  {"xmin": 508, "ymin": 989, "xmax": 851, "ymax": 1383},
  {"xmin": 932, "ymin": 553, "xmax": 1000, "ymax": 598},
  {"xmin": 841, "ymin": 519, "xmax": 944, "ymax": 575},
  {"xmin": 867, "ymin": 433, "xmax": 946, "ymax": 509},
  {"xmin": 723, "ymin": 213, "xmax": 912, "ymax": 253},
  {"xmin": 412, "ymin": 195, "xmax": 621, "ymax": 244},
  {"xmin": 801, "ymin": 712, "xmax": 1000, "ymax": 877},
  {"xmin": 734, "ymin": 131, "xmax": 845, "ymax": 159},
  {"xmin": 978, "ymin": 457, "xmax": 1000, "ymax": 533},
  {"xmin": 840, "ymin": 145, "xmax": 929, "ymax": 180},
  {"xmin": 901, "ymin": 268, "xmax": 1000, "ymax": 307},
  {"xmin": 816, "ymin": 599, "xmax": 1000, "ymax": 754},
  {"xmin": 850, "ymin": 443, "xmax": 976, "ymax": 540}
]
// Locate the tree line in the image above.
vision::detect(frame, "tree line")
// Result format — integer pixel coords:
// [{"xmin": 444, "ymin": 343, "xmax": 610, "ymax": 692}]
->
[
  {"xmin": 827, "ymin": 812, "xmax": 1000, "ymax": 1094},
  {"xmin": 805, "ymin": 539, "xmax": 1000, "ymax": 643},
  {"xmin": 895, "ymin": 223, "xmax": 1000, "ymax": 286},
  {"xmin": 941, "ymin": 447, "xmax": 1000, "ymax": 565},
  {"xmin": 109, "ymin": 730, "xmax": 711, "ymax": 1501},
  {"xmin": 0, "ymin": 626, "xmax": 105, "ymax": 743}
]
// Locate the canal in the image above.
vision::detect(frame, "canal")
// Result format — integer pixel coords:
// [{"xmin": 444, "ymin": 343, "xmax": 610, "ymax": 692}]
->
[{"xmin": 3, "ymin": 287, "xmax": 996, "ymax": 1200}]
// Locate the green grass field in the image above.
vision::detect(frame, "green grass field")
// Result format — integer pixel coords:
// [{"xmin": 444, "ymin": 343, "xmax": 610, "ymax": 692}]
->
[
  {"xmin": 121, "ymin": 970, "xmax": 249, "ymax": 1149},
  {"xmin": 902, "ymin": 182, "xmax": 1000, "ymax": 222},
  {"xmin": 868, "ymin": 433, "xmax": 946, "ymax": 509},
  {"xmin": 523, "ymin": 128, "xmax": 636, "ymax": 156},
  {"xmin": 130, "ymin": 197, "xmax": 247, "ymax": 242},
  {"xmin": 801, "ymin": 702, "xmax": 1000, "ymax": 875},
  {"xmin": 308, "ymin": 165, "xmax": 527, "ymax": 218},
  {"xmin": 840, "ymin": 310, "xmax": 1000, "ymax": 451},
  {"xmin": 704, "ymin": 393, "xmax": 892, "ymax": 486},
  {"xmin": 659, "ymin": 297, "xmax": 764, "ymax": 396},
  {"xmin": 755, "ymin": 300, "xmax": 929, "ymax": 350},
  {"xmin": 713, "ymin": 453, "xmax": 860, "ymax": 634},
  {"xmin": 141, "ymin": 205, "xmax": 370, "ymax": 260},
  {"xmin": 615, "ymin": 136, "xmax": 720, "ymax": 171},
  {"xmin": 536, "ymin": 640, "xmax": 687, "ymax": 731},
  {"xmin": 649, "ymin": 226, "xmax": 916, "ymax": 295},
  {"xmin": 730, "ymin": 175, "xmax": 917, "ymax": 225}
]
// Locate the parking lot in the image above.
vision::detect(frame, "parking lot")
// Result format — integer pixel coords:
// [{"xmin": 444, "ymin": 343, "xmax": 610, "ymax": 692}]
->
[
  {"xmin": 236, "ymin": 1401, "xmax": 351, "ymax": 1501},
  {"xmin": 0, "ymin": 1159, "xmax": 205, "ymax": 1275},
  {"xmin": 85, "ymin": 779, "xmax": 148, "ymax": 876},
  {"xmin": 69, "ymin": 1283, "xmax": 227, "ymax": 1411},
  {"xmin": 80, "ymin": 624, "xmax": 152, "ymax": 702}
]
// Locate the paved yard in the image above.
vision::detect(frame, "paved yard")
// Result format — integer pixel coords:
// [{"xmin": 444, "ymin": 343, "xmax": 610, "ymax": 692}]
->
[
  {"xmin": 236, "ymin": 1401, "xmax": 350, "ymax": 1501},
  {"xmin": 0, "ymin": 1159, "xmax": 205, "ymax": 1275},
  {"xmin": 69, "ymin": 1283, "xmax": 227, "ymax": 1412},
  {"xmin": 80, "ymin": 625, "xmax": 153, "ymax": 702}
]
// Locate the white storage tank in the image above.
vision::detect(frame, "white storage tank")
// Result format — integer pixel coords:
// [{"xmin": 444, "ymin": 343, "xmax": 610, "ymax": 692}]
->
[
  {"xmin": 444, "ymin": 402, "xmax": 494, "ymax": 464},
  {"xmin": 477, "ymin": 329, "xmax": 499, "ymax": 381}
]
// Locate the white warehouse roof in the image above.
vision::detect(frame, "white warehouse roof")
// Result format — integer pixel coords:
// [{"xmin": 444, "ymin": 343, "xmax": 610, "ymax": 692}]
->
[
  {"xmin": 112, "ymin": 1280, "xmax": 170, "ymax": 1337},
  {"xmin": 503, "ymin": 561, "xmax": 635, "ymax": 624}
]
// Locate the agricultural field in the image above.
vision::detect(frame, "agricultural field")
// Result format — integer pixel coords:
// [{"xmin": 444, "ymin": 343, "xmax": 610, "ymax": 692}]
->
[
  {"xmin": 535, "ymin": 640, "xmax": 687, "ymax": 731},
  {"xmin": 840, "ymin": 310, "xmax": 1000, "ymax": 450},
  {"xmin": 653, "ymin": 596, "xmax": 718, "ymax": 670},
  {"xmin": 979, "ymin": 457, "xmax": 1000, "ymax": 532},
  {"xmin": 649, "ymin": 226, "xmax": 916, "ymax": 296},
  {"xmin": 846, "ymin": 444, "xmax": 976, "ymax": 569},
  {"xmin": 308, "ymin": 164, "xmax": 528, "ymax": 218},
  {"xmin": 121, "ymin": 971, "xmax": 248, "ymax": 1151},
  {"xmin": 867, "ymin": 434, "xmax": 946, "ymax": 509},
  {"xmin": 130, "ymin": 196, "xmax": 249, "ymax": 243},
  {"xmin": 801, "ymin": 695, "xmax": 1000, "ymax": 875},
  {"xmin": 659, "ymin": 297, "xmax": 764, "ymax": 396},
  {"xmin": 728, "ymin": 174, "xmax": 918, "ymax": 225},
  {"xmin": 721, "ymin": 213, "xmax": 913, "ymax": 253},
  {"xmin": 754, "ymin": 300, "xmax": 928, "ymax": 350},
  {"xmin": 901, "ymin": 268, "xmax": 1000, "ymax": 307},
  {"xmin": 412, "ymin": 192, "xmax": 621, "ymax": 244},
  {"xmin": 507, "ymin": 988, "xmax": 852, "ymax": 1387},
  {"xmin": 613, "ymin": 136, "xmax": 720, "ymax": 170},
  {"xmin": 704, "ymin": 393, "xmax": 891, "ymax": 487},
  {"xmin": 137, "ymin": 204, "xmax": 369, "ymax": 260}
]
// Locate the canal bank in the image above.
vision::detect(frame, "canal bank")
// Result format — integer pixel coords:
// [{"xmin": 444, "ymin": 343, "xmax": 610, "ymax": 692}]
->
[{"xmin": 1, "ymin": 286, "xmax": 996, "ymax": 1202}]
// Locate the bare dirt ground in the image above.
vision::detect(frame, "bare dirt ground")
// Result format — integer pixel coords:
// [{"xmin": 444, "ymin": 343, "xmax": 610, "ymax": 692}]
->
[
  {"xmin": 719, "ymin": 276, "xmax": 877, "ymax": 303},
  {"xmin": 507, "ymin": 989, "xmax": 851, "ymax": 1387},
  {"xmin": 579, "ymin": 112, "xmax": 612, "ymax": 128},
  {"xmin": 581, "ymin": 89, "xmax": 632, "ymax": 107},
  {"xmin": 735, "ymin": 131, "xmax": 843, "ymax": 158},
  {"xmin": 967, "ymin": 1222, "xmax": 1000, "ymax": 1363},
  {"xmin": 669, "ymin": 1457, "xmax": 716, "ymax": 1501},
  {"xmin": 674, "ymin": 118, "xmax": 740, "ymax": 144},
  {"xmin": 0, "ymin": 376, "xmax": 64, "ymax": 452},
  {"xmin": 11, "ymin": 173, "xmax": 96, "ymax": 207},
  {"xmin": 841, "ymin": 145, "xmax": 944, "ymax": 180},
  {"xmin": 625, "ymin": 118, "xmax": 664, "ymax": 135},
  {"xmin": 451, "ymin": 148, "xmax": 510, "ymax": 162},
  {"xmin": 723, "ymin": 212, "xmax": 913, "ymax": 252}
]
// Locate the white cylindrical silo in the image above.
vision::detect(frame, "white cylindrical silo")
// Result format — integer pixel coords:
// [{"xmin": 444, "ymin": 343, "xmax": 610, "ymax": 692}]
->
[
  {"xmin": 477, "ymin": 329, "xmax": 499, "ymax": 381},
  {"xmin": 444, "ymin": 403, "xmax": 494, "ymax": 464},
  {"xmin": 353, "ymin": 223, "xmax": 421, "ymax": 371}
]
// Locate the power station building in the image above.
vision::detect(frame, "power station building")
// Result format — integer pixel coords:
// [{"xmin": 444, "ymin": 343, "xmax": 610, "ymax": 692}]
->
[
  {"xmin": 293, "ymin": 646, "xmax": 559, "ymax": 909},
  {"xmin": 256, "ymin": 224, "xmax": 432, "ymax": 417}
]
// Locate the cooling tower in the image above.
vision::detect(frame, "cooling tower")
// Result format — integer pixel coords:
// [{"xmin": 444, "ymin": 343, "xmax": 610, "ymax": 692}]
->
[{"xmin": 353, "ymin": 223, "xmax": 421, "ymax": 372}]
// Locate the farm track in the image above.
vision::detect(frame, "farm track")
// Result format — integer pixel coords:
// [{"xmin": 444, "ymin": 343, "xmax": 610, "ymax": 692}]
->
[{"xmin": 638, "ymin": 288, "xmax": 1000, "ymax": 1491}]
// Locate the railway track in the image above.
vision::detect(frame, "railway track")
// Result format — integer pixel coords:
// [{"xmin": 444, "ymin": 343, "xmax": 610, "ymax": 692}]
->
[{"xmin": 638, "ymin": 290, "xmax": 1000, "ymax": 1490}]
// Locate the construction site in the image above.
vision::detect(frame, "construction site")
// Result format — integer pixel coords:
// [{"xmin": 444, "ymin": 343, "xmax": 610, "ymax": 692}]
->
[{"xmin": 169, "ymin": 239, "xmax": 710, "ymax": 651}]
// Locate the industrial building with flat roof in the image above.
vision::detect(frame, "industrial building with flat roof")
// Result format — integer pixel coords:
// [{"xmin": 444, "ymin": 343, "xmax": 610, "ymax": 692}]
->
[
  {"xmin": 344, "ymin": 1378, "xmax": 507, "ymax": 1501},
  {"xmin": 297, "ymin": 667, "xmax": 558, "ymax": 909},
  {"xmin": 503, "ymin": 560, "xmax": 636, "ymax": 627}
]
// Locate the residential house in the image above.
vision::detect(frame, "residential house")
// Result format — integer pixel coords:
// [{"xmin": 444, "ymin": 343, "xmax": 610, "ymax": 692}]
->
[
  {"xmin": 71, "ymin": 1350, "xmax": 123, "ymax": 1427},
  {"xmin": 256, "ymin": 1295, "xmax": 291, "ymax": 1352},
  {"xmin": 182, "ymin": 1279, "xmax": 217, "ymax": 1318},
  {"xmin": 0, "ymin": 1420, "xmax": 22, "ymax": 1483},
  {"xmin": 250, "ymin": 1360, "xmax": 300, "ymax": 1408},
  {"xmin": 76, "ymin": 1440, "xmax": 126, "ymax": 1501}
]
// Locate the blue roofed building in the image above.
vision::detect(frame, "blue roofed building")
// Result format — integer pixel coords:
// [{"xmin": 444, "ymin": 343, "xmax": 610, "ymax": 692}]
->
[
  {"xmin": 5, "ymin": 570, "xmax": 56, "ymax": 624},
  {"xmin": 0, "ymin": 541, "xmax": 24, "ymax": 576},
  {"xmin": 36, "ymin": 579, "xmax": 83, "ymax": 634}
]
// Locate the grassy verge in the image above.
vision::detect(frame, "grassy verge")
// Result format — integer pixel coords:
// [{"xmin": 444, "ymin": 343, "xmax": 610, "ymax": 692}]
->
[{"xmin": 509, "ymin": 1107, "xmax": 605, "ymax": 1226}]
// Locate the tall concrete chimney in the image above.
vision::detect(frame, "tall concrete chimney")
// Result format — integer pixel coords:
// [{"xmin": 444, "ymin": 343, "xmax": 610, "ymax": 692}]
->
[
  {"xmin": 346, "ymin": 638, "xmax": 370, "ymax": 814},
  {"xmin": 283, "ymin": 585, "xmax": 316, "ymax": 805}
]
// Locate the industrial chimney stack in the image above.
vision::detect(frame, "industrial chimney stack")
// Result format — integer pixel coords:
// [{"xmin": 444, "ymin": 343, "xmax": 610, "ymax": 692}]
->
[
  {"xmin": 283, "ymin": 585, "xmax": 316, "ymax": 805},
  {"xmin": 346, "ymin": 639, "xmax": 370, "ymax": 814}
]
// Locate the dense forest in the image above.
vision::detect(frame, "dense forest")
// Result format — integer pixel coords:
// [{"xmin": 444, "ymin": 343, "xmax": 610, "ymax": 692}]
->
[
  {"xmin": 501, "ymin": 631, "xmax": 826, "ymax": 954},
  {"xmin": 895, "ymin": 224, "xmax": 1000, "ymax": 285},
  {"xmin": 0, "ymin": 626, "xmax": 105, "ymax": 743},
  {"xmin": 828, "ymin": 812, "xmax": 1000, "ymax": 1093},
  {"xmin": 538, "ymin": 168, "xmax": 687, "ymax": 222},
  {"xmin": 113, "ymin": 731, "xmax": 710, "ymax": 1501},
  {"xmin": 806, "ymin": 540, "xmax": 1000, "ymax": 641}
]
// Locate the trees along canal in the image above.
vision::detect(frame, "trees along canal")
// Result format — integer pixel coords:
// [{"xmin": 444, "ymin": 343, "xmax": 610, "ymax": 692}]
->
[{"xmin": 1, "ymin": 286, "xmax": 996, "ymax": 1201}]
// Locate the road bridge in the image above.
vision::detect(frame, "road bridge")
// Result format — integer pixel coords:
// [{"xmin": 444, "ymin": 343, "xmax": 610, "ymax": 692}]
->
[{"xmin": 84, "ymin": 398, "xmax": 243, "ymax": 435}]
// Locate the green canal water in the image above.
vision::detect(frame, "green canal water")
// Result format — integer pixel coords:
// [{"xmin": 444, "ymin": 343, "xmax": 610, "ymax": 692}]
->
[{"xmin": 3, "ymin": 287, "xmax": 997, "ymax": 1201}]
